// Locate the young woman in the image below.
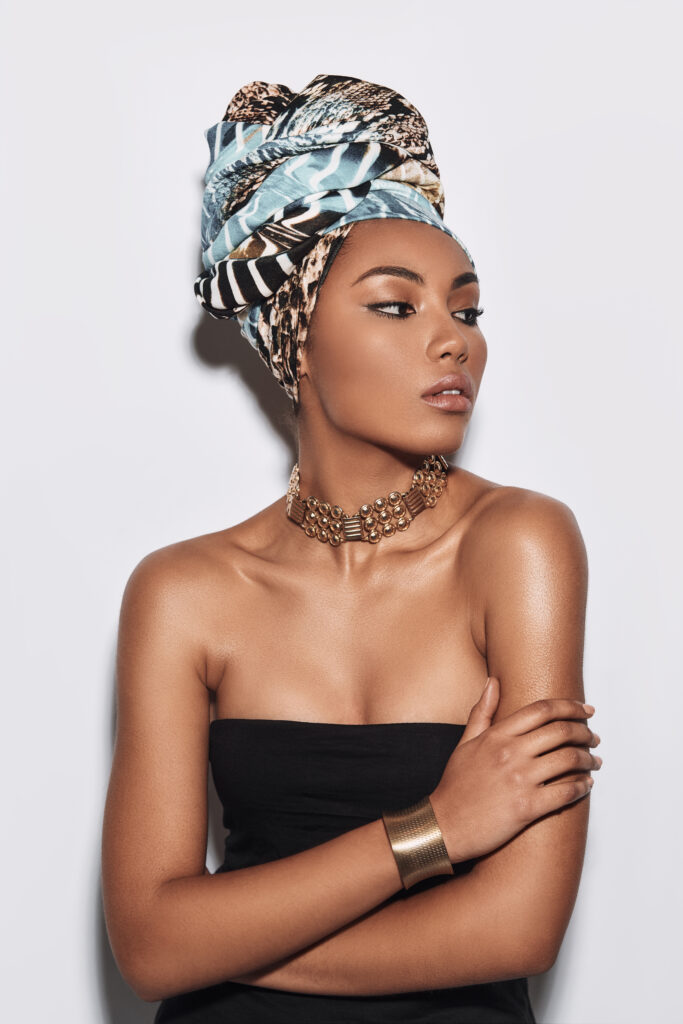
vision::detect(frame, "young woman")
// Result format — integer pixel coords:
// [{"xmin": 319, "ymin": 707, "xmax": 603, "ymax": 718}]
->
[{"xmin": 101, "ymin": 74, "xmax": 601, "ymax": 1023}]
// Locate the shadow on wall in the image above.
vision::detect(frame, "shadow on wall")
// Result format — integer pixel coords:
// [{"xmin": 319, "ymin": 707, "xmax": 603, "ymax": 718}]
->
[
  {"xmin": 191, "ymin": 275, "xmax": 299, "ymax": 462},
  {"xmin": 528, "ymin": 973, "xmax": 553, "ymax": 1023}
]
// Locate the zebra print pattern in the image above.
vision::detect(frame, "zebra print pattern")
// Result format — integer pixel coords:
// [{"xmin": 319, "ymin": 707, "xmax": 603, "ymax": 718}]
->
[
  {"xmin": 243, "ymin": 222, "xmax": 355, "ymax": 404},
  {"xmin": 193, "ymin": 74, "xmax": 475, "ymax": 401}
]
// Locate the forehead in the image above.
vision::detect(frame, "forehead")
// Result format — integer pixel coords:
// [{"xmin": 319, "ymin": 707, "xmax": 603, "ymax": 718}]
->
[{"xmin": 335, "ymin": 218, "xmax": 474, "ymax": 278}]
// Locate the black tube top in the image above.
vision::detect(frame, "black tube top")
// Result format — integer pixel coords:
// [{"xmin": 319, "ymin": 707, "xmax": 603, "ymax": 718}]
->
[{"xmin": 154, "ymin": 719, "xmax": 536, "ymax": 1023}]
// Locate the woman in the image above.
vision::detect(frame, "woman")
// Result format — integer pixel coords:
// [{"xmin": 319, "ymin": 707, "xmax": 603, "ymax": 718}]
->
[{"xmin": 101, "ymin": 74, "xmax": 601, "ymax": 1023}]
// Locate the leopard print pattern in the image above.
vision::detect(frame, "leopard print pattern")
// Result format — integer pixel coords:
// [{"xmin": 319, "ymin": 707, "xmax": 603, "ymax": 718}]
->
[
  {"xmin": 254, "ymin": 223, "xmax": 355, "ymax": 405},
  {"xmin": 271, "ymin": 74, "xmax": 440, "ymax": 180},
  {"xmin": 224, "ymin": 80, "xmax": 296, "ymax": 125}
]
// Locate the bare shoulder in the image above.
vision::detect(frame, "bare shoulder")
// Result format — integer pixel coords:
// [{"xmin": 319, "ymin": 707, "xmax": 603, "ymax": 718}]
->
[
  {"xmin": 114, "ymin": 512, "xmax": 273, "ymax": 736},
  {"xmin": 120, "ymin": 501, "xmax": 284, "ymax": 662},
  {"xmin": 123, "ymin": 500, "xmax": 280, "ymax": 597},
  {"xmin": 115, "ymin": 537, "xmax": 218, "ymax": 705},
  {"xmin": 454, "ymin": 473, "xmax": 588, "ymax": 664},
  {"xmin": 123, "ymin": 536, "xmax": 211, "ymax": 601},
  {"xmin": 458, "ymin": 472, "xmax": 587, "ymax": 572},
  {"xmin": 120, "ymin": 534, "xmax": 221, "ymax": 654}
]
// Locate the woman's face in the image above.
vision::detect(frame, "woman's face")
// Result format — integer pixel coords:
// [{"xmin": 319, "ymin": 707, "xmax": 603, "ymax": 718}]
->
[{"xmin": 298, "ymin": 218, "xmax": 487, "ymax": 457}]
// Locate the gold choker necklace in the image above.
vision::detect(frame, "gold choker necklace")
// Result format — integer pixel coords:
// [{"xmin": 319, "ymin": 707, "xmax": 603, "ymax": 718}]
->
[{"xmin": 285, "ymin": 454, "xmax": 449, "ymax": 545}]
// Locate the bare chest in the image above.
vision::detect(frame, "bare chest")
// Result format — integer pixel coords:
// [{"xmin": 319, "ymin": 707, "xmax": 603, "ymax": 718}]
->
[{"xmin": 204, "ymin": 542, "xmax": 488, "ymax": 727}]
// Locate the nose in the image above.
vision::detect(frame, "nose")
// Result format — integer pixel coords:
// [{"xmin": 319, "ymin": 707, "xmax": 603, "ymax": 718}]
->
[{"xmin": 426, "ymin": 308, "xmax": 469, "ymax": 364}]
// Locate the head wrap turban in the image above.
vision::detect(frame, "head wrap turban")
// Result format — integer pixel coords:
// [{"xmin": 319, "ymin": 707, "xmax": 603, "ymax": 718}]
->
[{"xmin": 195, "ymin": 73, "xmax": 475, "ymax": 405}]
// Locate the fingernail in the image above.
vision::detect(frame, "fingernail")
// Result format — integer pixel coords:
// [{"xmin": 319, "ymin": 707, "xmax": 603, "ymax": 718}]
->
[{"xmin": 583, "ymin": 703, "xmax": 595, "ymax": 714}]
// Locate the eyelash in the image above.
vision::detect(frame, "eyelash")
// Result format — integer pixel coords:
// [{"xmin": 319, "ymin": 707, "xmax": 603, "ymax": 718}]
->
[{"xmin": 367, "ymin": 302, "xmax": 485, "ymax": 326}]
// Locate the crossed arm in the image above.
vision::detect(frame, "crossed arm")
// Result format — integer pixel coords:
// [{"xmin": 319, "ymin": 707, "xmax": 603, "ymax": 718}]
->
[
  {"xmin": 229, "ymin": 809, "xmax": 587, "ymax": 995},
  {"xmin": 230, "ymin": 493, "xmax": 591, "ymax": 996}
]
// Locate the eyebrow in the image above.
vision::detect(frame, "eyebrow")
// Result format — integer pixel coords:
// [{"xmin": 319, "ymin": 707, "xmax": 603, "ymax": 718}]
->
[{"xmin": 351, "ymin": 265, "xmax": 479, "ymax": 290}]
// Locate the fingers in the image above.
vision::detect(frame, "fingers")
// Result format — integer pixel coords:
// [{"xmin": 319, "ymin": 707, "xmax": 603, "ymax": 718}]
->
[
  {"xmin": 524, "ymin": 718, "xmax": 600, "ymax": 758},
  {"xmin": 496, "ymin": 697, "xmax": 595, "ymax": 738},
  {"xmin": 532, "ymin": 774, "xmax": 595, "ymax": 819},
  {"xmin": 529, "ymin": 744, "xmax": 602, "ymax": 786},
  {"xmin": 461, "ymin": 677, "xmax": 500, "ymax": 742}
]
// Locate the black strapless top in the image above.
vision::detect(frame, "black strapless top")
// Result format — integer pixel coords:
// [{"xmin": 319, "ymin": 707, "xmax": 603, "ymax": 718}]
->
[{"xmin": 154, "ymin": 719, "xmax": 536, "ymax": 1023}]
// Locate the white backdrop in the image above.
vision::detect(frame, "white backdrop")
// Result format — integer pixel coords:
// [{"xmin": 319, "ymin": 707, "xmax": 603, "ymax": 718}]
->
[{"xmin": 2, "ymin": 2, "xmax": 681, "ymax": 1021}]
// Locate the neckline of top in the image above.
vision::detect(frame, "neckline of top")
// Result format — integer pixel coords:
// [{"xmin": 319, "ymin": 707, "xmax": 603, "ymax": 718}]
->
[{"xmin": 209, "ymin": 717, "xmax": 467, "ymax": 729}]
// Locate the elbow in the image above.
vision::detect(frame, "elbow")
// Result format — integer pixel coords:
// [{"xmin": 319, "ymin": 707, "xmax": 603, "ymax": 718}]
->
[
  {"xmin": 113, "ymin": 939, "xmax": 171, "ymax": 1004},
  {"xmin": 110, "ymin": 906, "xmax": 241, "ymax": 1003},
  {"xmin": 108, "ymin": 909, "xmax": 180, "ymax": 1003},
  {"xmin": 129, "ymin": 975, "xmax": 166, "ymax": 1005},
  {"xmin": 498, "ymin": 923, "xmax": 562, "ymax": 978},
  {"xmin": 117, "ymin": 927, "xmax": 211, "ymax": 1003},
  {"xmin": 104, "ymin": 877, "xmax": 194, "ymax": 1002},
  {"xmin": 524, "ymin": 937, "xmax": 562, "ymax": 977},
  {"xmin": 121, "ymin": 949, "xmax": 197, "ymax": 1004}
]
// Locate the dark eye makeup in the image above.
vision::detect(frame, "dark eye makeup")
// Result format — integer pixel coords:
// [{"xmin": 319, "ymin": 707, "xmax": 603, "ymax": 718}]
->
[{"xmin": 366, "ymin": 301, "xmax": 484, "ymax": 326}]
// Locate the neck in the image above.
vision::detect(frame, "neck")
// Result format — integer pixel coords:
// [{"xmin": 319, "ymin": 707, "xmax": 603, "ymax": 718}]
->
[{"xmin": 295, "ymin": 435, "xmax": 439, "ymax": 513}]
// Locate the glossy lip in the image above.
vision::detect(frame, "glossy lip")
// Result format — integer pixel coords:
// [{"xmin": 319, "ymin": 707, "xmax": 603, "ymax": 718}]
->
[
  {"xmin": 421, "ymin": 373, "xmax": 474, "ymax": 400},
  {"xmin": 422, "ymin": 392, "xmax": 473, "ymax": 412}
]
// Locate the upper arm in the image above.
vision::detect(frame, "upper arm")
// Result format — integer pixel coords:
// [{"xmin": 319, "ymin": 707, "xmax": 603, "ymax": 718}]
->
[
  {"xmin": 470, "ymin": 490, "xmax": 590, "ymax": 969},
  {"xmin": 484, "ymin": 490, "xmax": 588, "ymax": 716},
  {"xmin": 101, "ymin": 545, "xmax": 212, "ymax": 981}
]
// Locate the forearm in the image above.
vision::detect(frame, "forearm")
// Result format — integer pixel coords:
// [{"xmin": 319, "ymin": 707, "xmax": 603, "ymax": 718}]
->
[
  {"xmin": 231, "ymin": 861, "xmax": 547, "ymax": 996},
  {"xmin": 231, "ymin": 786, "xmax": 590, "ymax": 998},
  {"xmin": 131, "ymin": 817, "xmax": 402, "ymax": 1001}
]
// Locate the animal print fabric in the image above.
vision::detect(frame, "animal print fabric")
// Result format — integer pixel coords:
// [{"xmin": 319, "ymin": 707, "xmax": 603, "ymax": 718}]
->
[
  {"xmin": 194, "ymin": 73, "xmax": 475, "ymax": 403},
  {"xmin": 241, "ymin": 223, "xmax": 355, "ymax": 405}
]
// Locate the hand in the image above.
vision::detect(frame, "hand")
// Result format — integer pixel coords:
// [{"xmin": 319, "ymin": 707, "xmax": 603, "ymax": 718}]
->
[{"xmin": 429, "ymin": 677, "xmax": 601, "ymax": 864}]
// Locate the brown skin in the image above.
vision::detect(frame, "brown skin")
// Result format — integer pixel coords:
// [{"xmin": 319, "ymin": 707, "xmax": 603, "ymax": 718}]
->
[
  {"xmin": 101, "ymin": 218, "xmax": 600, "ymax": 1002},
  {"xmin": 293, "ymin": 217, "xmax": 487, "ymax": 526}
]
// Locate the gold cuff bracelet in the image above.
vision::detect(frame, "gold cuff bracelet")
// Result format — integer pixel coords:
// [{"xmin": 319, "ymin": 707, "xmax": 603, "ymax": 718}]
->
[{"xmin": 381, "ymin": 794, "xmax": 454, "ymax": 890}]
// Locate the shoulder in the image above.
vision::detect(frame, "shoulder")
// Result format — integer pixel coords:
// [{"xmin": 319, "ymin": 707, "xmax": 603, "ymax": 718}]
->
[
  {"xmin": 119, "ymin": 524, "xmax": 245, "ymax": 633},
  {"xmin": 118, "ymin": 501, "xmax": 287, "ymax": 636},
  {"xmin": 116, "ymin": 528, "xmax": 249, "ymax": 696},
  {"xmin": 460, "ymin": 475, "xmax": 587, "ymax": 579},
  {"xmin": 122, "ymin": 534, "xmax": 220, "ymax": 605},
  {"xmin": 122, "ymin": 503, "xmax": 279, "ymax": 595},
  {"xmin": 456, "ymin": 476, "xmax": 588, "ymax": 655}
]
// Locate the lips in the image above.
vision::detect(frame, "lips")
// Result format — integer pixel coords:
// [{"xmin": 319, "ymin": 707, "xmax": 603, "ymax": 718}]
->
[{"xmin": 421, "ymin": 373, "xmax": 473, "ymax": 400}]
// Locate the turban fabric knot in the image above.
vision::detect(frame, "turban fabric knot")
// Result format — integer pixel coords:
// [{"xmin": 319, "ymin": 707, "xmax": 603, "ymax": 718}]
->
[{"xmin": 194, "ymin": 73, "xmax": 475, "ymax": 404}]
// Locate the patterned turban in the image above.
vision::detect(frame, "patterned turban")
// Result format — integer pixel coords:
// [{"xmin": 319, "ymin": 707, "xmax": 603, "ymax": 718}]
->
[{"xmin": 194, "ymin": 73, "xmax": 475, "ymax": 404}]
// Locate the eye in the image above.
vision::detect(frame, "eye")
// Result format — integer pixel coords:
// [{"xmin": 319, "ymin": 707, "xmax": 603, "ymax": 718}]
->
[
  {"xmin": 454, "ymin": 307, "xmax": 485, "ymax": 326},
  {"xmin": 366, "ymin": 301, "xmax": 415, "ymax": 320}
]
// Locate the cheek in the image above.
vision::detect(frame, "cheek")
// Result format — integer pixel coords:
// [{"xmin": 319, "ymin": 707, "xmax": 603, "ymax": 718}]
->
[
  {"xmin": 309, "ymin": 306, "xmax": 410, "ymax": 418},
  {"xmin": 472, "ymin": 335, "xmax": 488, "ymax": 374}
]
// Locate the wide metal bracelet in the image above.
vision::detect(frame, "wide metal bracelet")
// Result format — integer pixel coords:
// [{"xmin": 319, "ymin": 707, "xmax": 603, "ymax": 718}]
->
[{"xmin": 381, "ymin": 795, "xmax": 454, "ymax": 890}]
